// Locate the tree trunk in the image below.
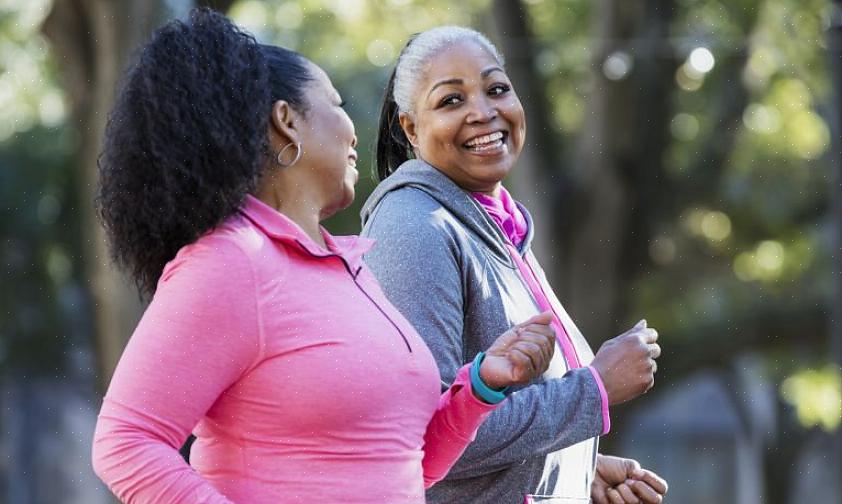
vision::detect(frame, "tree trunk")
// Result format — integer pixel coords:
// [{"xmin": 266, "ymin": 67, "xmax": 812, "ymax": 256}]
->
[
  {"xmin": 42, "ymin": 0, "xmax": 237, "ymax": 393},
  {"xmin": 43, "ymin": 0, "xmax": 176, "ymax": 393},
  {"xmin": 490, "ymin": 0, "xmax": 564, "ymax": 279},
  {"xmin": 562, "ymin": 0, "xmax": 642, "ymax": 343}
]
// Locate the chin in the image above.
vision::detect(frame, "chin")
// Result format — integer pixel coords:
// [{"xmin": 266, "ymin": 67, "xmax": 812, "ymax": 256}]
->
[
  {"xmin": 338, "ymin": 188, "xmax": 356, "ymax": 211},
  {"xmin": 475, "ymin": 163, "xmax": 512, "ymax": 184}
]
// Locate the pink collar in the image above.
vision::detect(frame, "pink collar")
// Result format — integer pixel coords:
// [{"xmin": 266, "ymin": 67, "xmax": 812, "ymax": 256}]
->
[
  {"xmin": 471, "ymin": 186, "xmax": 528, "ymax": 248},
  {"xmin": 239, "ymin": 194, "xmax": 374, "ymax": 269}
]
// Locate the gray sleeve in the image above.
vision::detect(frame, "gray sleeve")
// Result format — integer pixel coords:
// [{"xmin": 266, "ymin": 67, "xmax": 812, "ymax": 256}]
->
[{"xmin": 362, "ymin": 191, "xmax": 605, "ymax": 479}]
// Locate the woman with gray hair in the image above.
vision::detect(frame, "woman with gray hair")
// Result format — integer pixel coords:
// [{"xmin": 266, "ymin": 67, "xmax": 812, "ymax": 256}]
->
[{"xmin": 361, "ymin": 26, "xmax": 669, "ymax": 504}]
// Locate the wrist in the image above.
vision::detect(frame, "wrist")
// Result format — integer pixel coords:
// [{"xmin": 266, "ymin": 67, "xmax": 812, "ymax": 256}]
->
[
  {"xmin": 478, "ymin": 357, "xmax": 504, "ymax": 390},
  {"xmin": 470, "ymin": 352, "xmax": 509, "ymax": 404}
]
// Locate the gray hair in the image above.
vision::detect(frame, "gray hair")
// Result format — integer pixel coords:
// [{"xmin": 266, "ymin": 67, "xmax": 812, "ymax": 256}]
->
[{"xmin": 393, "ymin": 26, "xmax": 505, "ymax": 114}]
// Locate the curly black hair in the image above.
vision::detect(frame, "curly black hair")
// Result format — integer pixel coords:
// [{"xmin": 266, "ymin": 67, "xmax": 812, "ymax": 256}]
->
[{"xmin": 97, "ymin": 8, "xmax": 312, "ymax": 298}]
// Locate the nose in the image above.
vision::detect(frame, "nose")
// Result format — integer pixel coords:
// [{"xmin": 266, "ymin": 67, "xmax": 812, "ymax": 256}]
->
[{"xmin": 466, "ymin": 95, "xmax": 497, "ymax": 124}]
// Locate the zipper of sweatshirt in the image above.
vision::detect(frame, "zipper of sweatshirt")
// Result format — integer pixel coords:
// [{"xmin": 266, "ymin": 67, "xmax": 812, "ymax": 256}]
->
[{"xmin": 295, "ymin": 241, "xmax": 413, "ymax": 353}]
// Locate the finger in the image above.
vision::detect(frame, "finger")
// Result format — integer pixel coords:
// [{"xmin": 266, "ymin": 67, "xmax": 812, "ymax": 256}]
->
[
  {"xmin": 635, "ymin": 319, "xmax": 647, "ymax": 329},
  {"xmin": 504, "ymin": 347, "xmax": 535, "ymax": 381},
  {"xmin": 637, "ymin": 470, "xmax": 668, "ymax": 495},
  {"xmin": 640, "ymin": 328, "xmax": 658, "ymax": 343},
  {"xmin": 627, "ymin": 480, "xmax": 662, "ymax": 503},
  {"xmin": 650, "ymin": 360, "xmax": 658, "ymax": 375},
  {"xmin": 616, "ymin": 483, "xmax": 641, "ymax": 503},
  {"xmin": 622, "ymin": 458, "xmax": 642, "ymax": 476},
  {"xmin": 591, "ymin": 477, "xmax": 610, "ymax": 504},
  {"xmin": 514, "ymin": 331, "xmax": 554, "ymax": 362},
  {"xmin": 516, "ymin": 311, "xmax": 553, "ymax": 328},
  {"xmin": 522, "ymin": 322, "xmax": 556, "ymax": 338},
  {"xmin": 510, "ymin": 344, "xmax": 541, "ymax": 375},
  {"xmin": 606, "ymin": 488, "xmax": 626, "ymax": 504},
  {"xmin": 648, "ymin": 343, "xmax": 661, "ymax": 359},
  {"xmin": 593, "ymin": 493, "xmax": 609, "ymax": 504}
]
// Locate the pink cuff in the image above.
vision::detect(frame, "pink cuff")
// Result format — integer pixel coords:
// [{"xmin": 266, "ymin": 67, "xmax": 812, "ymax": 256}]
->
[
  {"xmin": 459, "ymin": 363, "xmax": 502, "ymax": 413},
  {"xmin": 587, "ymin": 366, "xmax": 611, "ymax": 435}
]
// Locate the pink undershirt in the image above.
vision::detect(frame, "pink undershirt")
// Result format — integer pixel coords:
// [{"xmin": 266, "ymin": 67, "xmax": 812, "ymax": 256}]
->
[{"xmin": 472, "ymin": 187, "xmax": 610, "ymax": 435}]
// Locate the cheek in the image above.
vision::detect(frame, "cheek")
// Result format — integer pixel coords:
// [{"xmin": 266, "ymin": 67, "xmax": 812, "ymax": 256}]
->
[
  {"xmin": 506, "ymin": 104, "xmax": 527, "ymax": 147},
  {"xmin": 421, "ymin": 121, "xmax": 459, "ymax": 150}
]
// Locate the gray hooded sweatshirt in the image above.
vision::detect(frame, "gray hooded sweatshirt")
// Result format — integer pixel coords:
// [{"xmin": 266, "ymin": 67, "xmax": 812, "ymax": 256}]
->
[{"xmin": 360, "ymin": 160, "xmax": 606, "ymax": 504}]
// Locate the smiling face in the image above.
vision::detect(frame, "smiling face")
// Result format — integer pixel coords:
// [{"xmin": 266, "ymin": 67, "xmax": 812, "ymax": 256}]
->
[
  {"xmin": 399, "ymin": 40, "xmax": 526, "ymax": 194},
  {"xmin": 297, "ymin": 63, "xmax": 359, "ymax": 217}
]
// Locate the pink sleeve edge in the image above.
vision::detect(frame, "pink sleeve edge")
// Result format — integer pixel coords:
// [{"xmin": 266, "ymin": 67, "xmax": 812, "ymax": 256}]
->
[
  {"xmin": 587, "ymin": 366, "xmax": 611, "ymax": 435},
  {"xmin": 456, "ymin": 363, "xmax": 500, "ymax": 413}
]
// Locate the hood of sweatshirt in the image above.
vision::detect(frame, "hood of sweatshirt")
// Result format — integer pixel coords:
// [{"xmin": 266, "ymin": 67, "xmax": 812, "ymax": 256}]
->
[{"xmin": 360, "ymin": 159, "xmax": 534, "ymax": 265}]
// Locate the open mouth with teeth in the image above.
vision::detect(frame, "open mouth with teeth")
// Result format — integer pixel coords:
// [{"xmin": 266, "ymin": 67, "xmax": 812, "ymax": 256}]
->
[{"xmin": 463, "ymin": 131, "xmax": 508, "ymax": 152}]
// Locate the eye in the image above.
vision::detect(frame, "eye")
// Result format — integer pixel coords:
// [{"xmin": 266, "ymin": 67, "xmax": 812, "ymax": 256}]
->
[
  {"xmin": 438, "ymin": 94, "xmax": 463, "ymax": 108},
  {"xmin": 488, "ymin": 83, "xmax": 511, "ymax": 96},
  {"xmin": 339, "ymin": 100, "xmax": 347, "ymax": 108}
]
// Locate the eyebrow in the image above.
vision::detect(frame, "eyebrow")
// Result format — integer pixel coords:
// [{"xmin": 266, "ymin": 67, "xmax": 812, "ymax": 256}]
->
[{"xmin": 426, "ymin": 66, "xmax": 506, "ymax": 98}]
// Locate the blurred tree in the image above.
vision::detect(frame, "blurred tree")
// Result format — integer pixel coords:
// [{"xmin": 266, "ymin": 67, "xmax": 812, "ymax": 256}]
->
[
  {"xmin": 825, "ymin": 0, "xmax": 842, "ymax": 494},
  {"xmin": 488, "ymin": 0, "xmax": 834, "ymax": 501},
  {"xmin": 42, "ymin": 0, "xmax": 236, "ymax": 392},
  {"xmin": 2, "ymin": 0, "xmax": 831, "ymax": 499}
]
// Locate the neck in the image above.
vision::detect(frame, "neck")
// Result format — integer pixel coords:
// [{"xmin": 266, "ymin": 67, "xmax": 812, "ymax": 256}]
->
[
  {"xmin": 254, "ymin": 176, "xmax": 326, "ymax": 248},
  {"xmin": 474, "ymin": 183, "xmax": 502, "ymax": 198}
]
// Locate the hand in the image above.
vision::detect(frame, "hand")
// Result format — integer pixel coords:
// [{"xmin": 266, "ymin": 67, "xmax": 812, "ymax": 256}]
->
[
  {"xmin": 590, "ymin": 319, "xmax": 661, "ymax": 405},
  {"xmin": 592, "ymin": 454, "xmax": 668, "ymax": 504},
  {"xmin": 479, "ymin": 311, "xmax": 556, "ymax": 390}
]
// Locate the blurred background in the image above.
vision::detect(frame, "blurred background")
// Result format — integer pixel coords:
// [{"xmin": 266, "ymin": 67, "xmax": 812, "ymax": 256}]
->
[{"xmin": 1, "ymin": 0, "xmax": 840, "ymax": 502}]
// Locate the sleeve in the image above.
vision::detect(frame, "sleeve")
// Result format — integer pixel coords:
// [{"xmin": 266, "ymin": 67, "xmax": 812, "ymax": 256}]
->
[
  {"xmin": 362, "ymin": 194, "xmax": 606, "ymax": 480},
  {"xmin": 91, "ymin": 238, "xmax": 262, "ymax": 504},
  {"xmin": 421, "ymin": 363, "xmax": 497, "ymax": 488}
]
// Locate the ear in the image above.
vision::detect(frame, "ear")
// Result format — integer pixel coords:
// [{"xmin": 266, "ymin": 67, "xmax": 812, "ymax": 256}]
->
[
  {"xmin": 268, "ymin": 100, "xmax": 302, "ymax": 146},
  {"xmin": 398, "ymin": 112, "xmax": 419, "ymax": 149}
]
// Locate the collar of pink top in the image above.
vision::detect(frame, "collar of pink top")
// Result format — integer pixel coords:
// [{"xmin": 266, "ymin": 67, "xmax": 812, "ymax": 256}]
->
[
  {"xmin": 471, "ymin": 186, "xmax": 528, "ymax": 249},
  {"xmin": 239, "ymin": 194, "xmax": 375, "ymax": 270}
]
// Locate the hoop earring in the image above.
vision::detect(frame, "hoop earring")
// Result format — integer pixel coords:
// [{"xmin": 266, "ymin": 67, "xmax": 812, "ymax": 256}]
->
[{"xmin": 276, "ymin": 142, "xmax": 302, "ymax": 167}]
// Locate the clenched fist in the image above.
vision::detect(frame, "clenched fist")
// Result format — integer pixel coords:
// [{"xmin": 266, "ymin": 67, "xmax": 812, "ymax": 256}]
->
[
  {"xmin": 590, "ymin": 319, "xmax": 661, "ymax": 405},
  {"xmin": 479, "ymin": 311, "xmax": 556, "ymax": 390}
]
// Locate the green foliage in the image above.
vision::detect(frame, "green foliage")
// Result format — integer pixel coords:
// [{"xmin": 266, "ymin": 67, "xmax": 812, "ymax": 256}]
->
[
  {"xmin": 0, "ymin": 0, "xmax": 835, "ymax": 425},
  {"xmin": 0, "ymin": 0, "xmax": 85, "ymax": 375},
  {"xmin": 781, "ymin": 365, "xmax": 842, "ymax": 431},
  {"xmin": 228, "ymin": 0, "xmax": 493, "ymax": 234}
]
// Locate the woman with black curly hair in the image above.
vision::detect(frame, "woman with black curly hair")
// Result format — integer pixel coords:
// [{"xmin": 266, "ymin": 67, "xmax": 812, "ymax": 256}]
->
[{"xmin": 91, "ymin": 8, "xmax": 557, "ymax": 504}]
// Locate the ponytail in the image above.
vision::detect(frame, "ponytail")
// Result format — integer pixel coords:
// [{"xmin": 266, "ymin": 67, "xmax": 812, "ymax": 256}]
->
[{"xmin": 375, "ymin": 66, "xmax": 413, "ymax": 181}]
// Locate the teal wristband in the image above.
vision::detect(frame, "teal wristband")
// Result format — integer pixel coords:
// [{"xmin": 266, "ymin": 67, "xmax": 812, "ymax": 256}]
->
[{"xmin": 470, "ymin": 352, "xmax": 510, "ymax": 404}]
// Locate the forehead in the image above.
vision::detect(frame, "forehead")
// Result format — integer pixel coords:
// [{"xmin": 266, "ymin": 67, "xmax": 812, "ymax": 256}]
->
[
  {"xmin": 420, "ymin": 41, "xmax": 502, "ymax": 88},
  {"xmin": 306, "ymin": 61, "xmax": 337, "ymax": 96}
]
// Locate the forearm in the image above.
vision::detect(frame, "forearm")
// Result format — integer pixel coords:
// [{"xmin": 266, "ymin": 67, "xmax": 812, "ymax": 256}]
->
[
  {"xmin": 421, "ymin": 363, "xmax": 497, "ymax": 488},
  {"xmin": 443, "ymin": 367, "xmax": 605, "ymax": 479},
  {"xmin": 92, "ymin": 399, "xmax": 233, "ymax": 504}
]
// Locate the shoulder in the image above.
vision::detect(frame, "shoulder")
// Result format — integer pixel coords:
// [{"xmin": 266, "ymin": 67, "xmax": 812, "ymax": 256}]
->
[
  {"xmin": 365, "ymin": 188, "xmax": 465, "ymax": 246},
  {"xmin": 158, "ymin": 213, "xmax": 280, "ymax": 289}
]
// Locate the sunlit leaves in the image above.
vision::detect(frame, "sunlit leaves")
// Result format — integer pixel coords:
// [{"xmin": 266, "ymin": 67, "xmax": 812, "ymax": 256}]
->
[
  {"xmin": 781, "ymin": 366, "xmax": 842, "ymax": 432},
  {"xmin": 0, "ymin": 0, "xmax": 63, "ymax": 142}
]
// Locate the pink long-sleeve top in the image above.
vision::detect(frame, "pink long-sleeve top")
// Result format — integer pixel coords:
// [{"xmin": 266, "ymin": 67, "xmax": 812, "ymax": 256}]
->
[{"xmin": 92, "ymin": 195, "xmax": 497, "ymax": 504}]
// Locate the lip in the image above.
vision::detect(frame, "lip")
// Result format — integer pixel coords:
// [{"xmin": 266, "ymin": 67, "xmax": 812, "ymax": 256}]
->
[
  {"xmin": 347, "ymin": 152, "xmax": 359, "ymax": 184},
  {"xmin": 462, "ymin": 130, "xmax": 507, "ymax": 147},
  {"xmin": 461, "ymin": 129, "xmax": 509, "ymax": 156}
]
